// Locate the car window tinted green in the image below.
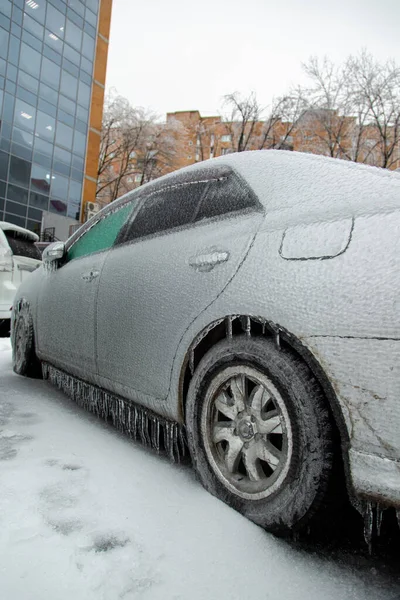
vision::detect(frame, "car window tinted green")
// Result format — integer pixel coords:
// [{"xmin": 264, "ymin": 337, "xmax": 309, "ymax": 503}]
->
[{"xmin": 67, "ymin": 203, "xmax": 133, "ymax": 261}]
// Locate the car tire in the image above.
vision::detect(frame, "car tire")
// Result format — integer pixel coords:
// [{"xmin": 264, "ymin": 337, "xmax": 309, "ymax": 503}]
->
[
  {"xmin": 12, "ymin": 303, "xmax": 41, "ymax": 378},
  {"xmin": 185, "ymin": 335, "xmax": 335, "ymax": 536}
]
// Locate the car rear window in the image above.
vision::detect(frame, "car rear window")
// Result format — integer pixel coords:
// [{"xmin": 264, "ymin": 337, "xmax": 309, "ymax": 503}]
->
[{"xmin": 4, "ymin": 230, "xmax": 41, "ymax": 260}]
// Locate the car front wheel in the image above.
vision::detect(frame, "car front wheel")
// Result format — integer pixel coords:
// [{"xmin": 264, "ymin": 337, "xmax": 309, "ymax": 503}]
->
[
  {"xmin": 185, "ymin": 335, "xmax": 335, "ymax": 535},
  {"xmin": 12, "ymin": 303, "xmax": 41, "ymax": 378}
]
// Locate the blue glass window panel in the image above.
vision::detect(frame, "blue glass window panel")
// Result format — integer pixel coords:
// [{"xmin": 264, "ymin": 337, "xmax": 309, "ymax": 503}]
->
[
  {"xmin": 7, "ymin": 183, "xmax": 29, "ymax": 204},
  {"xmin": 62, "ymin": 57, "xmax": 79, "ymax": 77},
  {"xmin": 71, "ymin": 154, "xmax": 84, "ymax": 170},
  {"xmin": 39, "ymin": 82, "xmax": 58, "ymax": 105},
  {"xmin": 0, "ymin": 88, "xmax": 3, "ymax": 113},
  {"xmin": 85, "ymin": 0, "xmax": 99, "ymax": 14},
  {"xmin": 63, "ymin": 42, "xmax": 80, "ymax": 65},
  {"xmin": 1, "ymin": 121, "xmax": 12, "ymax": 140},
  {"xmin": 31, "ymin": 163, "xmax": 51, "ymax": 195},
  {"xmin": 67, "ymin": 200, "xmax": 80, "ymax": 219},
  {"xmin": 53, "ymin": 160, "xmax": 69, "ymax": 176},
  {"xmin": 27, "ymin": 219, "xmax": 42, "ymax": 232},
  {"xmin": 0, "ymin": 59, "xmax": 6, "ymax": 78},
  {"xmin": 0, "ymin": 75, "xmax": 4, "ymax": 89},
  {"xmin": 70, "ymin": 168, "xmax": 83, "ymax": 182},
  {"xmin": 1, "ymin": 0, "xmax": 12, "ymax": 18},
  {"xmin": 11, "ymin": 142, "xmax": 32, "ymax": 161},
  {"xmin": 0, "ymin": 15, "xmax": 11, "ymax": 33},
  {"xmin": 81, "ymin": 31, "xmax": 94, "ymax": 60},
  {"xmin": 83, "ymin": 21, "xmax": 95, "ymax": 37},
  {"xmin": 0, "ymin": 150, "xmax": 9, "ymax": 180},
  {"xmin": 23, "ymin": 13, "xmax": 44, "ymax": 39},
  {"xmin": 35, "ymin": 110, "xmax": 55, "ymax": 141},
  {"xmin": 75, "ymin": 104, "xmax": 88, "ymax": 122},
  {"xmin": 68, "ymin": 178, "xmax": 82, "ymax": 202},
  {"xmin": 20, "ymin": 42, "xmax": 41, "ymax": 78},
  {"xmin": 21, "ymin": 29, "xmax": 42, "ymax": 52},
  {"xmin": 8, "ymin": 35, "xmax": 21, "ymax": 66},
  {"xmin": 80, "ymin": 56, "xmax": 92, "ymax": 74},
  {"xmin": 0, "ymin": 181, "xmax": 5, "ymax": 198},
  {"xmin": 6, "ymin": 199, "xmax": 27, "ymax": 217},
  {"xmin": 50, "ymin": 172, "xmax": 69, "ymax": 199},
  {"xmin": 5, "ymin": 80, "xmax": 16, "ymax": 95},
  {"xmin": 2, "ymin": 93, "xmax": 15, "ymax": 123},
  {"xmin": 77, "ymin": 80, "xmax": 90, "ymax": 108},
  {"xmin": 0, "ymin": 139, "xmax": 11, "ymax": 152},
  {"xmin": 74, "ymin": 119, "xmax": 87, "ymax": 134},
  {"xmin": 67, "ymin": 8, "xmax": 83, "ymax": 29},
  {"xmin": 12, "ymin": 5, "xmax": 23, "ymax": 26},
  {"xmin": 43, "ymin": 43, "xmax": 62, "ymax": 64},
  {"xmin": 6, "ymin": 63, "xmax": 17, "ymax": 82},
  {"xmin": 48, "ymin": 0, "xmax": 66, "ymax": 16},
  {"xmin": 65, "ymin": 19, "xmax": 81, "ymax": 51},
  {"xmin": 69, "ymin": 0, "xmax": 85, "ymax": 18},
  {"xmin": 44, "ymin": 29, "xmax": 63, "ymax": 53},
  {"xmin": 29, "ymin": 190, "xmax": 49, "ymax": 210},
  {"xmin": 50, "ymin": 198, "xmax": 67, "ymax": 215},
  {"xmin": 78, "ymin": 69, "xmax": 91, "ymax": 85},
  {"xmin": 38, "ymin": 97, "xmax": 57, "ymax": 118},
  {"xmin": 12, "ymin": 126, "xmax": 33, "ymax": 148},
  {"xmin": 41, "ymin": 56, "xmax": 61, "ymax": 89},
  {"xmin": 11, "ymin": 22, "xmax": 22, "ymax": 38},
  {"xmin": 54, "ymin": 145, "xmax": 71, "ymax": 165},
  {"xmin": 58, "ymin": 94, "xmax": 75, "ymax": 115},
  {"xmin": 55, "ymin": 121, "xmax": 73, "ymax": 150},
  {"xmin": 46, "ymin": 4, "xmax": 65, "ymax": 36},
  {"xmin": 34, "ymin": 136, "xmax": 53, "ymax": 158},
  {"xmin": 84, "ymin": 8, "xmax": 96, "ymax": 28},
  {"xmin": 9, "ymin": 155, "xmax": 31, "ymax": 188},
  {"xmin": 58, "ymin": 109, "xmax": 74, "ymax": 127},
  {"xmin": 16, "ymin": 85, "xmax": 37, "ymax": 106},
  {"xmin": 32, "ymin": 149, "xmax": 52, "ymax": 169},
  {"xmin": 60, "ymin": 69, "xmax": 78, "ymax": 100},
  {"xmin": 18, "ymin": 70, "xmax": 39, "ymax": 94},
  {"xmin": 14, "ymin": 99, "xmax": 36, "ymax": 133},
  {"xmin": 4, "ymin": 213, "xmax": 26, "ymax": 227},
  {"xmin": 72, "ymin": 130, "xmax": 85, "ymax": 156},
  {"xmin": 24, "ymin": 0, "xmax": 46, "ymax": 25},
  {"xmin": 28, "ymin": 206, "xmax": 42, "ymax": 221}
]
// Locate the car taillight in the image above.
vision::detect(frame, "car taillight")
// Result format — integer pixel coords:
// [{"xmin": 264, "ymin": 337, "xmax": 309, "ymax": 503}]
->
[{"xmin": 0, "ymin": 247, "xmax": 13, "ymax": 272}]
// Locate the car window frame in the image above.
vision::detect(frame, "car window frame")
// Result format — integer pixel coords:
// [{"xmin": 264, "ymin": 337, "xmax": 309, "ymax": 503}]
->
[{"xmin": 117, "ymin": 166, "xmax": 263, "ymax": 247}]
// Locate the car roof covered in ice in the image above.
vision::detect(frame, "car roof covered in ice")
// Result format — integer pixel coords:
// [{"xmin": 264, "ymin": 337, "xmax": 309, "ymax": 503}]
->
[
  {"xmin": 144, "ymin": 150, "xmax": 400, "ymax": 223},
  {"xmin": 0, "ymin": 221, "xmax": 39, "ymax": 242}
]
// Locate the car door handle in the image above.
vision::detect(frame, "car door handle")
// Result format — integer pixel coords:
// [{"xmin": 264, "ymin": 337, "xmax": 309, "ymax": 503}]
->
[
  {"xmin": 81, "ymin": 269, "xmax": 100, "ymax": 282},
  {"xmin": 189, "ymin": 250, "xmax": 230, "ymax": 272}
]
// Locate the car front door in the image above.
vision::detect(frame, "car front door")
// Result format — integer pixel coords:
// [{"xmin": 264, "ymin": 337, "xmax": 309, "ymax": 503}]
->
[
  {"xmin": 96, "ymin": 165, "xmax": 263, "ymax": 402},
  {"xmin": 36, "ymin": 201, "xmax": 133, "ymax": 380}
]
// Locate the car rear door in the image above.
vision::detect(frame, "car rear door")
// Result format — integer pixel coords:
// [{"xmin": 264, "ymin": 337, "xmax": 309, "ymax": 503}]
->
[
  {"xmin": 96, "ymin": 165, "xmax": 263, "ymax": 401},
  {"xmin": 36, "ymin": 201, "xmax": 133, "ymax": 379}
]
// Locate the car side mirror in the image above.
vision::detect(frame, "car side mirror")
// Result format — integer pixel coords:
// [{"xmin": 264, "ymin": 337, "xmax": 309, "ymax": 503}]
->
[{"xmin": 42, "ymin": 241, "xmax": 66, "ymax": 265}]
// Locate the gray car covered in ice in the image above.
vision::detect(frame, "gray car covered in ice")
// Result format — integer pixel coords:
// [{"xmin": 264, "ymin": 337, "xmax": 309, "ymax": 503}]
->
[{"xmin": 11, "ymin": 150, "xmax": 400, "ymax": 536}]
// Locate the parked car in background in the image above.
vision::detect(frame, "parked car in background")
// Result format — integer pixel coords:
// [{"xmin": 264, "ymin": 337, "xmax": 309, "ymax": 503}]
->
[
  {"xmin": 0, "ymin": 222, "xmax": 41, "ymax": 336},
  {"xmin": 9, "ymin": 150, "xmax": 400, "ymax": 540}
]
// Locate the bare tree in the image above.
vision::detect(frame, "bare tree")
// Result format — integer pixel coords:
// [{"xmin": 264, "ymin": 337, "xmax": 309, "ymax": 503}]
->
[
  {"xmin": 222, "ymin": 92, "xmax": 263, "ymax": 152},
  {"xmin": 258, "ymin": 90, "xmax": 307, "ymax": 150}
]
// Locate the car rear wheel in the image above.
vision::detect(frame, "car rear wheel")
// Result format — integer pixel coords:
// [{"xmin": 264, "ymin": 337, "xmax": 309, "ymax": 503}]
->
[
  {"xmin": 185, "ymin": 335, "xmax": 335, "ymax": 536},
  {"xmin": 12, "ymin": 303, "xmax": 41, "ymax": 378}
]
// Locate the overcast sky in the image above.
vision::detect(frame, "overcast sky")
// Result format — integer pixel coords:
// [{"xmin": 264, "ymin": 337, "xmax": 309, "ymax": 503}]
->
[{"xmin": 106, "ymin": 0, "xmax": 399, "ymax": 119}]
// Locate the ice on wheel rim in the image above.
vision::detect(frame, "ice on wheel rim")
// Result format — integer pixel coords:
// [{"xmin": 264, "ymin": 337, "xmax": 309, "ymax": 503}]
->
[{"xmin": 201, "ymin": 365, "xmax": 293, "ymax": 500}]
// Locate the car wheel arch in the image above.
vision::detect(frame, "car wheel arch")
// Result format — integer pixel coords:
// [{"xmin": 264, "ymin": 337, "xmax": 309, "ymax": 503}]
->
[{"xmin": 179, "ymin": 314, "xmax": 353, "ymax": 499}]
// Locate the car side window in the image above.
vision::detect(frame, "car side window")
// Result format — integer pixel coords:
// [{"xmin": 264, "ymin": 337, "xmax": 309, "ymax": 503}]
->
[
  {"xmin": 126, "ymin": 181, "xmax": 208, "ymax": 241},
  {"xmin": 67, "ymin": 202, "xmax": 133, "ymax": 261},
  {"xmin": 194, "ymin": 173, "xmax": 258, "ymax": 222}
]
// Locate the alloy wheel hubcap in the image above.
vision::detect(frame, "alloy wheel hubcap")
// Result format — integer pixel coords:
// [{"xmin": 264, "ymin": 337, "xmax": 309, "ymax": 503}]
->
[{"xmin": 202, "ymin": 365, "xmax": 293, "ymax": 500}]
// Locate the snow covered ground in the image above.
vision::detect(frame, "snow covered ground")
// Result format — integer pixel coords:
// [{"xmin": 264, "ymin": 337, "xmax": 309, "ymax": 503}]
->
[{"xmin": 0, "ymin": 338, "xmax": 399, "ymax": 600}]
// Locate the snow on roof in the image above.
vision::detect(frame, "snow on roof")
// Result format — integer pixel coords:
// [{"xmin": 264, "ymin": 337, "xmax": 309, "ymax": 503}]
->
[{"xmin": 0, "ymin": 221, "xmax": 40, "ymax": 242}]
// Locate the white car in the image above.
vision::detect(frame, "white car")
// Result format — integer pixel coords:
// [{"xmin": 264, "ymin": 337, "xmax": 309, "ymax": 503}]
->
[{"xmin": 0, "ymin": 222, "xmax": 41, "ymax": 335}]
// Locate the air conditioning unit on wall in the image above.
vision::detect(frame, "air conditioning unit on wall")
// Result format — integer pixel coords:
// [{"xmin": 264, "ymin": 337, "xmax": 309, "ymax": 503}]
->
[{"xmin": 86, "ymin": 201, "xmax": 100, "ymax": 221}]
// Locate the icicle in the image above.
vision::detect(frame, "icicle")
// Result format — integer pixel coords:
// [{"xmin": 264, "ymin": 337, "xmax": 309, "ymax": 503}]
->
[
  {"xmin": 363, "ymin": 501, "xmax": 374, "ymax": 554},
  {"xmin": 225, "ymin": 316, "xmax": 233, "ymax": 340},
  {"xmin": 275, "ymin": 329, "xmax": 281, "ymax": 350},
  {"xmin": 189, "ymin": 350, "xmax": 195, "ymax": 376},
  {"xmin": 376, "ymin": 504, "xmax": 384, "ymax": 537},
  {"xmin": 396, "ymin": 510, "xmax": 400, "ymax": 531}
]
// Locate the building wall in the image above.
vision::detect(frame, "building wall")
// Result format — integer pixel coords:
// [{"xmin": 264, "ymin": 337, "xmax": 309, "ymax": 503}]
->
[{"xmin": 0, "ymin": 0, "xmax": 111, "ymax": 236}]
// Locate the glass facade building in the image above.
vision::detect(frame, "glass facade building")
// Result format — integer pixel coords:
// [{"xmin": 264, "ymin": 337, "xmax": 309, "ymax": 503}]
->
[{"xmin": 0, "ymin": 0, "xmax": 101, "ymax": 233}]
